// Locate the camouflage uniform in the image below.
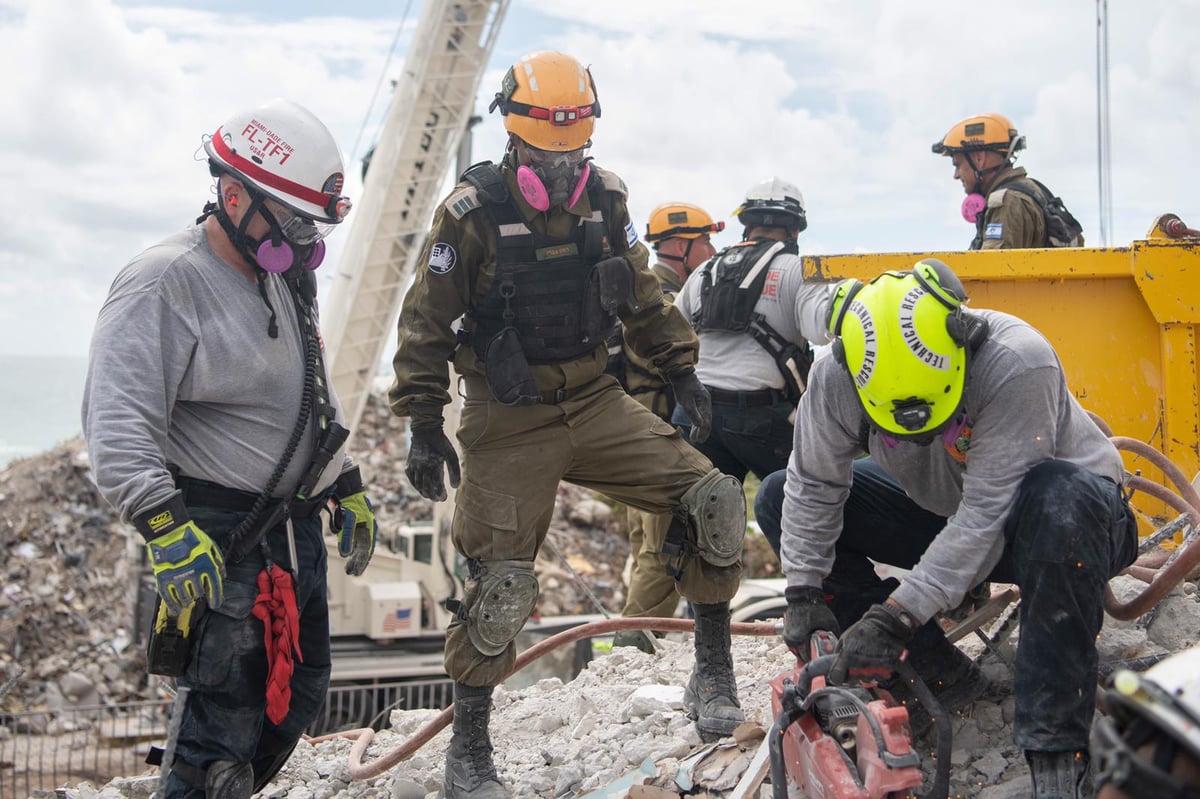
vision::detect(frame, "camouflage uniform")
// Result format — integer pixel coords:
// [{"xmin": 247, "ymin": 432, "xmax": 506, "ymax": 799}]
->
[{"xmin": 389, "ymin": 162, "xmax": 741, "ymax": 687}]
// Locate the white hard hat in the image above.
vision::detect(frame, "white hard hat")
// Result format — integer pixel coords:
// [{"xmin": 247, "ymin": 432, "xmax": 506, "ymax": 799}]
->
[
  {"xmin": 733, "ymin": 177, "xmax": 807, "ymax": 232},
  {"xmin": 204, "ymin": 98, "xmax": 351, "ymax": 224}
]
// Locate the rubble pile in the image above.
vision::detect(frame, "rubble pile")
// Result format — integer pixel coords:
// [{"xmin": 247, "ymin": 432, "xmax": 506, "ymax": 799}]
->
[
  {"xmin": 81, "ymin": 575, "xmax": 1200, "ymax": 799},
  {"xmin": 0, "ymin": 441, "xmax": 141, "ymax": 712}
]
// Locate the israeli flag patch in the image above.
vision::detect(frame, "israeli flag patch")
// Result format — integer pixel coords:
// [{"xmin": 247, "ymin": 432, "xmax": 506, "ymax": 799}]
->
[
  {"xmin": 985, "ymin": 223, "xmax": 1004, "ymax": 240},
  {"xmin": 625, "ymin": 222, "xmax": 638, "ymax": 248},
  {"xmin": 428, "ymin": 242, "xmax": 457, "ymax": 274}
]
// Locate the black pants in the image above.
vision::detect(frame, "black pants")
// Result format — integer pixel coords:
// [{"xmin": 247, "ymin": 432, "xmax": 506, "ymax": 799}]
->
[
  {"xmin": 166, "ymin": 507, "xmax": 332, "ymax": 798},
  {"xmin": 672, "ymin": 391, "xmax": 794, "ymax": 484},
  {"xmin": 755, "ymin": 457, "xmax": 1137, "ymax": 751}
]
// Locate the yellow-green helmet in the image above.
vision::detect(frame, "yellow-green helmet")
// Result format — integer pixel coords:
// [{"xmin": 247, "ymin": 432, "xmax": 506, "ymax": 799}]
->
[{"xmin": 828, "ymin": 259, "xmax": 974, "ymax": 438}]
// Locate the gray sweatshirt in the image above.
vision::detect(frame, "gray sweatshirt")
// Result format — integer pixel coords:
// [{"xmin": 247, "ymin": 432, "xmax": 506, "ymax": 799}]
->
[
  {"xmin": 674, "ymin": 248, "xmax": 832, "ymax": 392},
  {"xmin": 82, "ymin": 225, "xmax": 350, "ymax": 522},
  {"xmin": 780, "ymin": 309, "xmax": 1124, "ymax": 624}
]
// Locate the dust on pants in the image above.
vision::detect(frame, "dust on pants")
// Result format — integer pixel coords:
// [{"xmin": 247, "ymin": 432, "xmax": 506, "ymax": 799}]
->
[
  {"xmin": 166, "ymin": 508, "xmax": 331, "ymax": 799},
  {"xmin": 445, "ymin": 374, "xmax": 742, "ymax": 686},
  {"xmin": 621, "ymin": 504, "xmax": 682, "ymax": 620}
]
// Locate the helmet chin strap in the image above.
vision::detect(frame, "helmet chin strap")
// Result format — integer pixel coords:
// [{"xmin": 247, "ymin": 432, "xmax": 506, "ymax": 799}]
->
[{"xmin": 199, "ymin": 191, "xmax": 317, "ymax": 339}]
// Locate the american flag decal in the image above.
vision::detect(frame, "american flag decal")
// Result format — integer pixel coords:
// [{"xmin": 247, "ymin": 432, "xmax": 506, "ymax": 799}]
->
[{"xmin": 382, "ymin": 608, "xmax": 413, "ymax": 633}]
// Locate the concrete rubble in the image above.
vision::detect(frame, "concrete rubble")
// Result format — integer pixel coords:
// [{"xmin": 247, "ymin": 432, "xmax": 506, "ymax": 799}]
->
[{"xmin": 3, "ymin": 389, "xmax": 1199, "ymax": 797}]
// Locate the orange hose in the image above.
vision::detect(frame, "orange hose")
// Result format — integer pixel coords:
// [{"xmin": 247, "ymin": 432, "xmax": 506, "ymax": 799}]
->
[{"xmin": 309, "ymin": 617, "xmax": 779, "ymax": 780}]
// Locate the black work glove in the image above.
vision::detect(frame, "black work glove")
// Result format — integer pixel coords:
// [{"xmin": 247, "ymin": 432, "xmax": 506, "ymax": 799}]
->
[
  {"xmin": 670, "ymin": 369, "xmax": 712, "ymax": 444},
  {"xmin": 828, "ymin": 603, "xmax": 916, "ymax": 685},
  {"xmin": 405, "ymin": 422, "xmax": 461, "ymax": 502},
  {"xmin": 782, "ymin": 586, "xmax": 840, "ymax": 661}
]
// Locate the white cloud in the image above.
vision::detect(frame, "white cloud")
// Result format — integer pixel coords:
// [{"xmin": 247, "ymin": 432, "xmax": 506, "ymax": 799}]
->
[{"xmin": 1, "ymin": 0, "xmax": 1197, "ymax": 357}]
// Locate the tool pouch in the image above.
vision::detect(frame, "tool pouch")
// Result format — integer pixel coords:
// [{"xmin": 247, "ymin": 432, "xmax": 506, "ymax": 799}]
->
[
  {"xmin": 147, "ymin": 597, "xmax": 206, "ymax": 676},
  {"xmin": 484, "ymin": 327, "xmax": 539, "ymax": 406}
]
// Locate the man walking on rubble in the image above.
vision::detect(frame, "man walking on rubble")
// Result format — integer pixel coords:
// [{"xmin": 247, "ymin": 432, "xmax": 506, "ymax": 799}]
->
[
  {"xmin": 933, "ymin": 112, "xmax": 1084, "ymax": 250},
  {"xmin": 672, "ymin": 177, "xmax": 832, "ymax": 560},
  {"xmin": 388, "ymin": 51, "xmax": 749, "ymax": 799},
  {"xmin": 82, "ymin": 100, "xmax": 378, "ymax": 799},
  {"xmin": 754, "ymin": 259, "xmax": 1137, "ymax": 798},
  {"xmin": 609, "ymin": 201, "xmax": 724, "ymax": 652}
]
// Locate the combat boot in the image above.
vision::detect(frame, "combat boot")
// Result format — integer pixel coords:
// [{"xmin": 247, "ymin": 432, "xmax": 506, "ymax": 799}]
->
[
  {"xmin": 444, "ymin": 683, "xmax": 510, "ymax": 799},
  {"xmin": 684, "ymin": 601, "xmax": 743, "ymax": 740},
  {"xmin": 1026, "ymin": 749, "xmax": 1092, "ymax": 799}
]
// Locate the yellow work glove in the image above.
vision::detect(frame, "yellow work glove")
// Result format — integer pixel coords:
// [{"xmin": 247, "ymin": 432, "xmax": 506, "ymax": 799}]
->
[
  {"xmin": 135, "ymin": 491, "xmax": 225, "ymax": 616},
  {"xmin": 333, "ymin": 466, "xmax": 377, "ymax": 576}
]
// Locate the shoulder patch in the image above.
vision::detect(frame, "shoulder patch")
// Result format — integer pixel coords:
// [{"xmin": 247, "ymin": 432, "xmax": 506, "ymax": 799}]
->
[
  {"xmin": 589, "ymin": 164, "xmax": 628, "ymax": 199},
  {"xmin": 624, "ymin": 222, "xmax": 638, "ymax": 248},
  {"xmin": 427, "ymin": 242, "xmax": 458, "ymax": 274},
  {"xmin": 985, "ymin": 222, "xmax": 1004, "ymax": 240},
  {"xmin": 986, "ymin": 188, "xmax": 1008, "ymax": 209},
  {"xmin": 444, "ymin": 184, "xmax": 482, "ymax": 220}
]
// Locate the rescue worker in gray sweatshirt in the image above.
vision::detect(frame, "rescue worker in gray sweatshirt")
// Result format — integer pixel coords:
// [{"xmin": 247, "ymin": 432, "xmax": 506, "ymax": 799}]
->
[
  {"xmin": 753, "ymin": 259, "xmax": 1137, "ymax": 799},
  {"xmin": 82, "ymin": 100, "xmax": 376, "ymax": 799}
]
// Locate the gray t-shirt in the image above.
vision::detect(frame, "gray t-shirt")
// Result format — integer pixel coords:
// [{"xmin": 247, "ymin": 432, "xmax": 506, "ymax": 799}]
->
[
  {"xmin": 82, "ymin": 225, "xmax": 350, "ymax": 522},
  {"xmin": 675, "ymin": 246, "xmax": 832, "ymax": 392},
  {"xmin": 780, "ymin": 309, "xmax": 1124, "ymax": 623}
]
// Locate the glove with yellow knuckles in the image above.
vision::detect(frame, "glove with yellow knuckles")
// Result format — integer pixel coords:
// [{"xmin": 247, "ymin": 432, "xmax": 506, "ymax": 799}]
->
[
  {"xmin": 333, "ymin": 466, "xmax": 377, "ymax": 576},
  {"xmin": 669, "ymin": 368, "xmax": 712, "ymax": 444},
  {"xmin": 135, "ymin": 491, "xmax": 225, "ymax": 616}
]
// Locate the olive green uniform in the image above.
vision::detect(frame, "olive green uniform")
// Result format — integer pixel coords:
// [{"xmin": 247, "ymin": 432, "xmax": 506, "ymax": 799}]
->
[
  {"xmin": 389, "ymin": 163, "xmax": 739, "ymax": 686},
  {"xmin": 619, "ymin": 261, "xmax": 688, "ymax": 621},
  {"xmin": 976, "ymin": 165, "xmax": 1047, "ymax": 250}
]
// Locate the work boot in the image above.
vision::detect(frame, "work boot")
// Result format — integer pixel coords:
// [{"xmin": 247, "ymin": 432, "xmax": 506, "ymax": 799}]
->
[
  {"xmin": 444, "ymin": 683, "xmax": 510, "ymax": 799},
  {"xmin": 684, "ymin": 601, "xmax": 743, "ymax": 741},
  {"xmin": 1026, "ymin": 750, "xmax": 1092, "ymax": 799},
  {"xmin": 611, "ymin": 629, "xmax": 657, "ymax": 655},
  {"xmin": 907, "ymin": 624, "xmax": 993, "ymax": 712}
]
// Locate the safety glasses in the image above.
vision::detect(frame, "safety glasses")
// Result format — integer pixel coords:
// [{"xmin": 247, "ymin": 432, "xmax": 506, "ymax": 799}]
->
[{"xmin": 266, "ymin": 202, "xmax": 331, "ymax": 246}]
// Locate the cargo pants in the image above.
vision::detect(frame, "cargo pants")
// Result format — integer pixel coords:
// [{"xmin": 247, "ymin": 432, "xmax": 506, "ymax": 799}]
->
[
  {"xmin": 447, "ymin": 374, "xmax": 741, "ymax": 686},
  {"xmin": 165, "ymin": 507, "xmax": 331, "ymax": 799}
]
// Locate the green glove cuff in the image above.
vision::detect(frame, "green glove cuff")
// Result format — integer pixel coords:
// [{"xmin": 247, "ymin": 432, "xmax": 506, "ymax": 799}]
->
[
  {"xmin": 133, "ymin": 491, "xmax": 191, "ymax": 543},
  {"xmin": 334, "ymin": 465, "xmax": 365, "ymax": 499}
]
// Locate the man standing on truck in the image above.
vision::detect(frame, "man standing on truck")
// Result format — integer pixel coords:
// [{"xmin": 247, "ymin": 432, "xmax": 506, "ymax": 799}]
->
[
  {"xmin": 389, "ymin": 50, "xmax": 750, "ymax": 799},
  {"xmin": 672, "ymin": 177, "xmax": 832, "ymax": 560},
  {"xmin": 933, "ymin": 112, "xmax": 1084, "ymax": 250},
  {"xmin": 754, "ymin": 259, "xmax": 1137, "ymax": 799},
  {"xmin": 610, "ymin": 201, "xmax": 723, "ymax": 653},
  {"xmin": 82, "ymin": 100, "xmax": 378, "ymax": 799}
]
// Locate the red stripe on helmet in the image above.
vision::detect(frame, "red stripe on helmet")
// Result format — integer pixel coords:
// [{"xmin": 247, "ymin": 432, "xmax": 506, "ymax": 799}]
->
[{"xmin": 211, "ymin": 129, "xmax": 332, "ymax": 214}]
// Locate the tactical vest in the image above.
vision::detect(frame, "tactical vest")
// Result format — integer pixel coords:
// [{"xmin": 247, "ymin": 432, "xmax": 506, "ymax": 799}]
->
[
  {"xmin": 463, "ymin": 163, "xmax": 618, "ymax": 365},
  {"xmin": 971, "ymin": 176, "xmax": 1084, "ymax": 250},
  {"xmin": 691, "ymin": 238, "xmax": 813, "ymax": 400}
]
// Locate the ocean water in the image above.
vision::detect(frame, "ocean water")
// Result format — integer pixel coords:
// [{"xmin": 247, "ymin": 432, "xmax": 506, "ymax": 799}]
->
[{"xmin": 0, "ymin": 354, "xmax": 88, "ymax": 468}]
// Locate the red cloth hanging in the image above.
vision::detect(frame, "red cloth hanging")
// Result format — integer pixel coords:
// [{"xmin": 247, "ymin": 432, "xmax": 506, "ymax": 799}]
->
[{"xmin": 252, "ymin": 564, "xmax": 302, "ymax": 725}]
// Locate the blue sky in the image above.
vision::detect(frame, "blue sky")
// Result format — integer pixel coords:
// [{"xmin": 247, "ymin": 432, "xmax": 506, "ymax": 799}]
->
[{"xmin": 0, "ymin": 0, "xmax": 1197, "ymax": 359}]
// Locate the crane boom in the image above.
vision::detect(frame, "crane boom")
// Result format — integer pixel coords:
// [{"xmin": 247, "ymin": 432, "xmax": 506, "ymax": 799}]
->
[{"xmin": 323, "ymin": 0, "xmax": 511, "ymax": 441}]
